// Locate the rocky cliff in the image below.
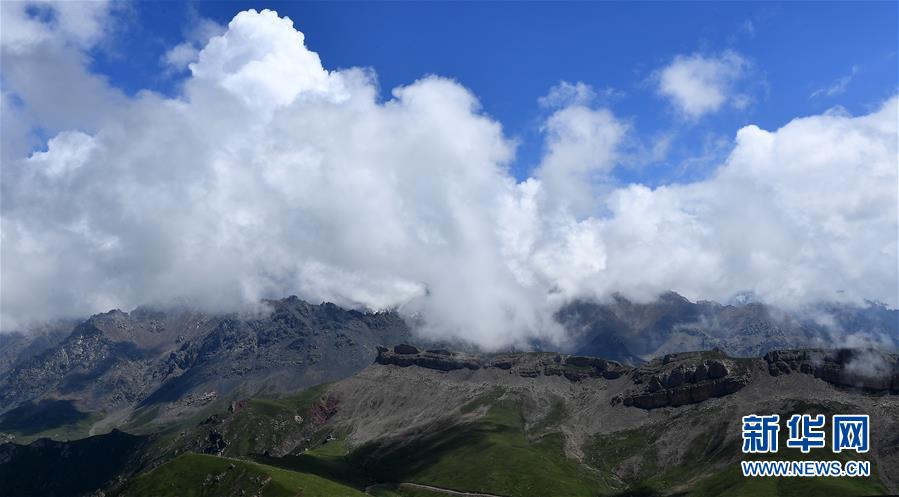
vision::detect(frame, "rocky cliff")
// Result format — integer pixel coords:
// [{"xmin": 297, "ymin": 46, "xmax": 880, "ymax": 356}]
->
[
  {"xmin": 0, "ymin": 298, "xmax": 413, "ymax": 435},
  {"xmin": 618, "ymin": 351, "xmax": 750, "ymax": 409},
  {"xmin": 376, "ymin": 344, "xmax": 631, "ymax": 381},
  {"xmin": 375, "ymin": 345, "xmax": 896, "ymax": 411},
  {"xmin": 764, "ymin": 348, "xmax": 899, "ymax": 393}
]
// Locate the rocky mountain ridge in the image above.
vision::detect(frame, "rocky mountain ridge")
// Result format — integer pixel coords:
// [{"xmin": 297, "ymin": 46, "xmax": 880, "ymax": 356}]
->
[
  {"xmin": 375, "ymin": 343, "xmax": 898, "ymax": 410},
  {"xmin": 0, "ymin": 297, "xmax": 413, "ymax": 436},
  {"xmin": 1, "ymin": 293, "xmax": 895, "ymax": 444}
]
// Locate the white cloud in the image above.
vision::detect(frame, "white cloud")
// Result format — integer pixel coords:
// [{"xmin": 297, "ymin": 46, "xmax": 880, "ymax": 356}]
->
[
  {"xmin": 163, "ymin": 42, "xmax": 199, "ymax": 71},
  {"xmin": 0, "ymin": 1, "xmax": 113, "ymax": 52},
  {"xmin": 162, "ymin": 17, "xmax": 225, "ymax": 71},
  {"xmin": 0, "ymin": 0, "xmax": 128, "ymax": 151},
  {"xmin": 188, "ymin": 10, "xmax": 345, "ymax": 112},
  {"xmin": 657, "ymin": 51, "xmax": 749, "ymax": 119},
  {"xmin": 535, "ymin": 103, "xmax": 627, "ymax": 216},
  {"xmin": 1, "ymin": 8, "xmax": 896, "ymax": 351},
  {"xmin": 25, "ymin": 130, "xmax": 97, "ymax": 178},
  {"xmin": 591, "ymin": 99, "xmax": 898, "ymax": 306},
  {"xmin": 810, "ymin": 65, "xmax": 859, "ymax": 98}
]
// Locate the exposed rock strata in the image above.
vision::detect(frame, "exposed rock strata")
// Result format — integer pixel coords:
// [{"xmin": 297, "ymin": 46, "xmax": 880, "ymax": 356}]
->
[
  {"xmin": 377, "ymin": 347, "xmax": 751, "ymax": 410},
  {"xmin": 764, "ymin": 348, "xmax": 899, "ymax": 393},
  {"xmin": 376, "ymin": 347, "xmax": 628, "ymax": 380},
  {"xmin": 618, "ymin": 352, "xmax": 751, "ymax": 409}
]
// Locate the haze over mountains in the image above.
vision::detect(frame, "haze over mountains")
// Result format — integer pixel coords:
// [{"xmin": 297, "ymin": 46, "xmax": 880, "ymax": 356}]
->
[
  {"xmin": 0, "ymin": 294, "xmax": 895, "ymax": 444},
  {"xmin": 1, "ymin": 307, "xmax": 897, "ymax": 496}
]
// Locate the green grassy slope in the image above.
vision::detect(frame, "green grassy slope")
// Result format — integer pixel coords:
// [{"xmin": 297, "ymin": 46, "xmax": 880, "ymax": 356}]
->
[
  {"xmin": 119, "ymin": 453, "xmax": 367, "ymax": 497},
  {"xmin": 227, "ymin": 384, "xmax": 333, "ymax": 455},
  {"xmin": 21, "ymin": 384, "xmax": 887, "ymax": 497},
  {"xmin": 0, "ymin": 399, "xmax": 104, "ymax": 444},
  {"xmin": 133, "ymin": 382, "xmax": 335, "ymax": 470},
  {"xmin": 351, "ymin": 402, "xmax": 611, "ymax": 497},
  {"xmin": 234, "ymin": 391, "xmax": 891, "ymax": 497},
  {"xmin": 256, "ymin": 438, "xmax": 373, "ymax": 488},
  {"xmin": 366, "ymin": 484, "xmax": 457, "ymax": 497}
]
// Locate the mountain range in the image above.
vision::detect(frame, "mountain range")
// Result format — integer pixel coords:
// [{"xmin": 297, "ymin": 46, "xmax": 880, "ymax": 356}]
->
[{"xmin": 0, "ymin": 294, "xmax": 897, "ymax": 496}]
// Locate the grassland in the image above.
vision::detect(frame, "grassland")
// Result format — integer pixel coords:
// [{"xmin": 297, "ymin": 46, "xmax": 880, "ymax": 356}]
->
[
  {"xmin": 26, "ymin": 385, "xmax": 887, "ymax": 497},
  {"xmin": 119, "ymin": 453, "xmax": 367, "ymax": 497},
  {"xmin": 352, "ymin": 402, "xmax": 610, "ymax": 497},
  {"xmin": 0, "ymin": 399, "xmax": 105, "ymax": 444},
  {"xmin": 124, "ymin": 390, "xmax": 894, "ymax": 497},
  {"xmin": 256, "ymin": 438, "xmax": 373, "ymax": 488}
]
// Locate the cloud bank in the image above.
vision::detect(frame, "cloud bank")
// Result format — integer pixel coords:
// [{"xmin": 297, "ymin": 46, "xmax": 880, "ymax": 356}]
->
[{"xmin": 2, "ymin": 8, "xmax": 897, "ymax": 349}]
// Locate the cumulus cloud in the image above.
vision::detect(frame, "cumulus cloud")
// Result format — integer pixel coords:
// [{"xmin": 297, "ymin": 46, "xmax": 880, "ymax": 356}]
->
[
  {"xmin": 656, "ymin": 51, "xmax": 749, "ymax": 119},
  {"xmin": 2, "ymin": 9, "xmax": 554, "ymax": 349},
  {"xmin": 594, "ymin": 99, "xmax": 897, "ymax": 305},
  {"xmin": 1, "ymin": 8, "xmax": 896, "ymax": 351}
]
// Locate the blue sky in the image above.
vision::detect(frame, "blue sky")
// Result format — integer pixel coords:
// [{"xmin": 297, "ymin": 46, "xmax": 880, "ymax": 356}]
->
[{"xmin": 94, "ymin": 1, "xmax": 897, "ymax": 184}]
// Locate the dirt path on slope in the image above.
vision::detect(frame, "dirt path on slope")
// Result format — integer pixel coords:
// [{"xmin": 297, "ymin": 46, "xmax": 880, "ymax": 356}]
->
[{"xmin": 366, "ymin": 482, "xmax": 509, "ymax": 497}]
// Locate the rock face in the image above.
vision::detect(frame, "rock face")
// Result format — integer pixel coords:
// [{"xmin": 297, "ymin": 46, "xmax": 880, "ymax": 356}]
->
[
  {"xmin": 375, "ymin": 346, "xmax": 745, "ymax": 408},
  {"xmin": 0, "ymin": 324, "xmax": 72, "ymax": 378},
  {"xmin": 392, "ymin": 344, "xmax": 420, "ymax": 355},
  {"xmin": 764, "ymin": 349, "xmax": 899, "ymax": 393},
  {"xmin": 376, "ymin": 347, "xmax": 481, "ymax": 371},
  {"xmin": 203, "ymin": 431, "xmax": 228, "ymax": 455},
  {"xmin": 0, "ymin": 298, "xmax": 414, "ymax": 423},
  {"xmin": 525, "ymin": 354, "xmax": 630, "ymax": 381},
  {"xmin": 375, "ymin": 347, "xmax": 631, "ymax": 381},
  {"xmin": 618, "ymin": 352, "xmax": 750, "ymax": 409}
]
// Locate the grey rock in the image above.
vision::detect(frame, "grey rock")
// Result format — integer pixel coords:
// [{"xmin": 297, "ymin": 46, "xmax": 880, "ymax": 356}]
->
[
  {"xmin": 763, "ymin": 348, "xmax": 898, "ymax": 392},
  {"xmin": 0, "ymin": 298, "xmax": 415, "ymax": 423},
  {"xmin": 621, "ymin": 353, "xmax": 750, "ymax": 410},
  {"xmin": 707, "ymin": 360, "xmax": 729, "ymax": 379},
  {"xmin": 393, "ymin": 344, "xmax": 420, "ymax": 355}
]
